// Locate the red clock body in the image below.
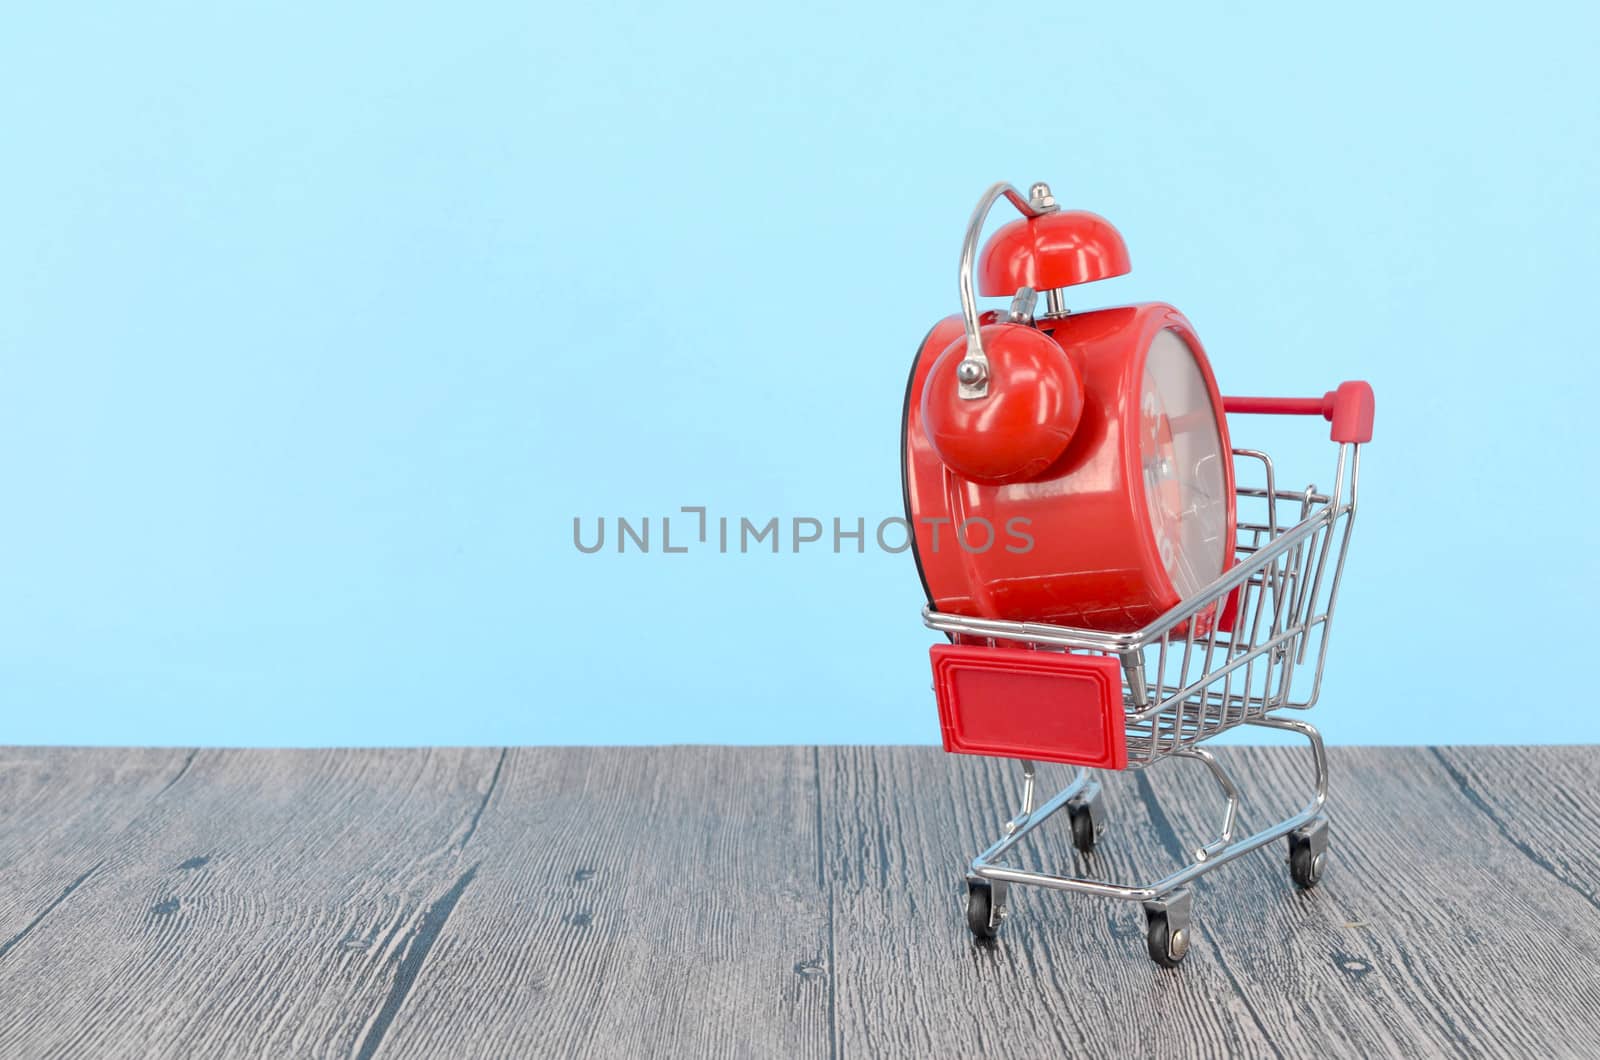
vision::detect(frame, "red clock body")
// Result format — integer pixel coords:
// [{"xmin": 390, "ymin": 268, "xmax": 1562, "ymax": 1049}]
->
[{"xmin": 903, "ymin": 301, "xmax": 1236, "ymax": 634}]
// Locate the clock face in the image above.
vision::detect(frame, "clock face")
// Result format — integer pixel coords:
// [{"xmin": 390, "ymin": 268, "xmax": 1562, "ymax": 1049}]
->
[{"xmin": 1138, "ymin": 329, "xmax": 1229, "ymax": 600}]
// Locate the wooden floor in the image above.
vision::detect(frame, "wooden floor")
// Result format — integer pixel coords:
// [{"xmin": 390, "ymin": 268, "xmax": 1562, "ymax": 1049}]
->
[{"xmin": 0, "ymin": 745, "xmax": 1596, "ymax": 1058}]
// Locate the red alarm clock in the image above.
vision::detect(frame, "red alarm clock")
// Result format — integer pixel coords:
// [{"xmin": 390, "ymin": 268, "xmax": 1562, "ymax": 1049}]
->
[{"xmin": 902, "ymin": 182, "xmax": 1235, "ymax": 634}]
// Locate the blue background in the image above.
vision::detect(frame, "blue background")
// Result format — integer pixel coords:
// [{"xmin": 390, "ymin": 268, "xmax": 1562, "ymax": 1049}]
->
[{"xmin": 3, "ymin": 3, "xmax": 1595, "ymax": 746}]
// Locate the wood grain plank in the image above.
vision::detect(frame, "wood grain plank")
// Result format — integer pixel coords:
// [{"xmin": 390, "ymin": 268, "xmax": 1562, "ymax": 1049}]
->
[
  {"xmin": 1, "ymin": 745, "xmax": 1595, "ymax": 1059},
  {"xmin": 373, "ymin": 746, "xmax": 832, "ymax": 1060},
  {"xmin": 820, "ymin": 744, "xmax": 1600, "ymax": 1059},
  {"xmin": 817, "ymin": 746, "xmax": 1278, "ymax": 1059},
  {"xmin": 0, "ymin": 747, "xmax": 504, "ymax": 1059},
  {"xmin": 1126, "ymin": 743, "xmax": 1600, "ymax": 1057},
  {"xmin": 0, "ymin": 748, "xmax": 194, "ymax": 962},
  {"xmin": 1432, "ymin": 745, "xmax": 1600, "ymax": 918}
]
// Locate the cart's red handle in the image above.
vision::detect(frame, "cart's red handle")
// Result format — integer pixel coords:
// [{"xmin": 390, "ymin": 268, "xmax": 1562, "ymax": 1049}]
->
[{"xmin": 1223, "ymin": 380, "xmax": 1374, "ymax": 444}]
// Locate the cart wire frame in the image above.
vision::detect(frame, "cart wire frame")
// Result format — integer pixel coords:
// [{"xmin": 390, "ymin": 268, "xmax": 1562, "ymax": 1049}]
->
[{"xmin": 922, "ymin": 438, "xmax": 1361, "ymax": 966}]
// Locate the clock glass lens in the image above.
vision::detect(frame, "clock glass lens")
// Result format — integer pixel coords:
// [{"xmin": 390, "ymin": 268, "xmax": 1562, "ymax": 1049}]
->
[{"xmin": 1139, "ymin": 329, "xmax": 1229, "ymax": 599}]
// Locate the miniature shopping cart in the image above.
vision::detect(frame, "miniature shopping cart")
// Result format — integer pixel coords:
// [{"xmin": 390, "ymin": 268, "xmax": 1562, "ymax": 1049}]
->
[{"xmin": 924, "ymin": 385, "xmax": 1374, "ymax": 966}]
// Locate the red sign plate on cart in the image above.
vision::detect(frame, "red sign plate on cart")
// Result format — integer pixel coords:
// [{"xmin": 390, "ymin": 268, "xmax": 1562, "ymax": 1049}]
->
[{"xmin": 931, "ymin": 645, "xmax": 1127, "ymax": 770}]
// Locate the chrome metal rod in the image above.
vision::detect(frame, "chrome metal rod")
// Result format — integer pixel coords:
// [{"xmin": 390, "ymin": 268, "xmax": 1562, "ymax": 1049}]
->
[
  {"xmin": 973, "ymin": 768, "xmax": 1089, "ymax": 868},
  {"xmin": 971, "ymin": 715, "xmax": 1328, "ymax": 903},
  {"xmin": 956, "ymin": 182, "xmax": 1043, "ymax": 399},
  {"xmin": 1175, "ymin": 747, "xmax": 1239, "ymax": 860},
  {"xmin": 1004, "ymin": 759, "xmax": 1038, "ymax": 835}
]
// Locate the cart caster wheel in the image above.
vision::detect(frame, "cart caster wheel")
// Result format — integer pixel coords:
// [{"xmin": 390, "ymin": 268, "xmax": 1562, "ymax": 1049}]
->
[
  {"xmin": 1288, "ymin": 815, "xmax": 1330, "ymax": 890},
  {"xmin": 965, "ymin": 876, "xmax": 1006, "ymax": 940},
  {"xmin": 1142, "ymin": 890, "xmax": 1192, "ymax": 968},
  {"xmin": 1067, "ymin": 783, "xmax": 1105, "ymax": 853}
]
